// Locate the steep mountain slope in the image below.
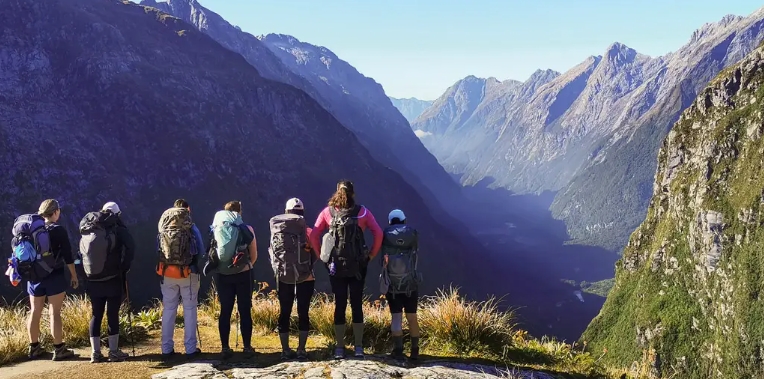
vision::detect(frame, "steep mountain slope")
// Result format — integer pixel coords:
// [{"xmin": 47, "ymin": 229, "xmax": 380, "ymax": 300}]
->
[
  {"xmin": 583, "ymin": 43, "xmax": 764, "ymax": 378},
  {"xmin": 140, "ymin": 0, "xmax": 467, "ymax": 219},
  {"xmin": 551, "ymin": 11, "xmax": 764, "ymax": 252},
  {"xmin": 0, "ymin": 0, "xmax": 494, "ymax": 306},
  {"xmin": 415, "ymin": 10, "xmax": 764, "ymax": 252},
  {"xmin": 389, "ymin": 97, "xmax": 433, "ymax": 123}
]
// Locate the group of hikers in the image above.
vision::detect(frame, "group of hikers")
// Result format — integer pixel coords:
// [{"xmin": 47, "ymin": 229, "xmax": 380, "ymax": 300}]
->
[{"xmin": 6, "ymin": 180, "xmax": 422, "ymax": 364}]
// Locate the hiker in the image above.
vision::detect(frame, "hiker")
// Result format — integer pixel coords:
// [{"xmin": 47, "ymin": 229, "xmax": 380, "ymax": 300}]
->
[
  {"xmin": 14, "ymin": 199, "xmax": 78, "ymax": 360},
  {"xmin": 310, "ymin": 180, "xmax": 383, "ymax": 359},
  {"xmin": 79, "ymin": 202, "xmax": 135, "ymax": 363},
  {"xmin": 268, "ymin": 198, "xmax": 316, "ymax": 361},
  {"xmin": 379, "ymin": 209, "xmax": 421, "ymax": 361},
  {"xmin": 207, "ymin": 200, "xmax": 257, "ymax": 359},
  {"xmin": 157, "ymin": 199, "xmax": 204, "ymax": 359}
]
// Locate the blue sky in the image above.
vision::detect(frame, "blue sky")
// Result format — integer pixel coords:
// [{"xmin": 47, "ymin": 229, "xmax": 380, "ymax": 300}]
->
[{"xmin": 201, "ymin": 0, "xmax": 763, "ymax": 100}]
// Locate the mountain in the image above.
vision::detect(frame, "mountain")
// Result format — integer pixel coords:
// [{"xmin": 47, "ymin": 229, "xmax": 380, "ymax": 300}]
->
[
  {"xmin": 0, "ymin": 0, "xmax": 496, "ymax": 306},
  {"xmin": 388, "ymin": 97, "xmax": 433, "ymax": 123},
  {"xmin": 140, "ymin": 0, "xmax": 468, "ymax": 224},
  {"xmin": 583, "ymin": 42, "xmax": 764, "ymax": 378},
  {"xmin": 414, "ymin": 10, "xmax": 764, "ymax": 252}
]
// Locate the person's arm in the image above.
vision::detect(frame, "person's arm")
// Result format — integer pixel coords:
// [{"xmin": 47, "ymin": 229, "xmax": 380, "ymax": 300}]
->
[
  {"xmin": 310, "ymin": 207, "xmax": 330, "ymax": 254},
  {"xmin": 119, "ymin": 227, "xmax": 135, "ymax": 272},
  {"xmin": 54, "ymin": 226, "xmax": 78, "ymax": 289},
  {"xmin": 247, "ymin": 225, "xmax": 257, "ymax": 264},
  {"xmin": 305, "ymin": 227, "xmax": 319, "ymax": 259},
  {"xmin": 191, "ymin": 224, "xmax": 204, "ymax": 257},
  {"xmin": 359, "ymin": 207, "xmax": 383, "ymax": 259}
]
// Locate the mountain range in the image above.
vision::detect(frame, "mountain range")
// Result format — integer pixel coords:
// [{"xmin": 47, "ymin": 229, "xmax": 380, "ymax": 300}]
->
[
  {"xmin": 138, "ymin": 0, "xmax": 614, "ymax": 340},
  {"xmin": 411, "ymin": 9, "xmax": 764, "ymax": 252},
  {"xmin": 584, "ymin": 40, "xmax": 764, "ymax": 379},
  {"xmin": 388, "ymin": 97, "xmax": 433, "ymax": 123}
]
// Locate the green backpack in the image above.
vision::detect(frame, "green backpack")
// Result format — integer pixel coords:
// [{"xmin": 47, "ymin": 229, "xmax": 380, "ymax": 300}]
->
[{"xmin": 210, "ymin": 210, "xmax": 254, "ymax": 275}]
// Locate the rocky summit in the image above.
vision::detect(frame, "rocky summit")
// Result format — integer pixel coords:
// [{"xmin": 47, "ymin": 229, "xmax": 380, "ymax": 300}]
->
[
  {"xmin": 584, "ymin": 41, "xmax": 764, "ymax": 378},
  {"xmin": 152, "ymin": 359, "xmax": 555, "ymax": 379}
]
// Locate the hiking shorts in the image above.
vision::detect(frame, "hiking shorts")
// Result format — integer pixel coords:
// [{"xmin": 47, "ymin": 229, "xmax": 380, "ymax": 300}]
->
[
  {"xmin": 386, "ymin": 291, "xmax": 418, "ymax": 314},
  {"xmin": 27, "ymin": 269, "xmax": 67, "ymax": 297}
]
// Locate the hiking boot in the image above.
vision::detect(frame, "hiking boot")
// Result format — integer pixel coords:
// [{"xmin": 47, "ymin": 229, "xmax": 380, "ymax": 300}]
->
[
  {"xmin": 333, "ymin": 347, "xmax": 345, "ymax": 360},
  {"xmin": 220, "ymin": 347, "xmax": 233, "ymax": 360},
  {"xmin": 389, "ymin": 348, "xmax": 405, "ymax": 362},
  {"xmin": 52, "ymin": 344, "xmax": 75, "ymax": 361},
  {"xmin": 353, "ymin": 346, "xmax": 364, "ymax": 359},
  {"xmin": 90, "ymin": 351, "xmax": 106, "ymax": 363},
  {"xmin": 161, "ymin": 350, "xmax": 176, "ymax": 362},
  {"xmin": 242, "ymin": 346, "xmax": 256, "ymax": 357},
  {"xmin": 186, "ymin": 348, "xmax": 202, "ymax": 359},
  {"xmin": 108, "ymin": 349, "xmax": 129, "ymax": 362},
  {"xmin": 28, "ymin": 343, "xmax": 44, "ymax": 360},
  {"xmin": 280, "ymin": 349, "xmax": 297, "ymax": 361},
  {"xmin": 296, "ymin": 348, "xmax": 308, "ymax": 361}
]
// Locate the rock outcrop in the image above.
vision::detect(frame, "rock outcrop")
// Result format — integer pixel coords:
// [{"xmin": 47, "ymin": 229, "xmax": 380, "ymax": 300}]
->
[
  {"xmin": 583, "ymin": 42, "xmax": 764, "ymax": 378},
  {"xmin": 152, "ymin": 360, "xmax": 555, "ymax": 379}
]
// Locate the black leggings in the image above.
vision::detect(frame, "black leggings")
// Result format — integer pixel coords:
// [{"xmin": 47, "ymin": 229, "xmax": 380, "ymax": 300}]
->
[
  {"xmin": 330, "ymin": 273, "xmax": 365, "ymax": 325},
  {"xmin": 277, "ymin": 280, "xmax": 315, "ymax": 333},
  {"xmin": 89, "ymin": 294, "xmax": 121, "ymax": 337},
  {"xmin": 217, "ymin": 270, "xmax": 253, "ymax": 349}
]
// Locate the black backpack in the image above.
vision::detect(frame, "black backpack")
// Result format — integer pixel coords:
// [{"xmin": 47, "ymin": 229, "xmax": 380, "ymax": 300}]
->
[
  {"xmin": 79, "ymin": 211, "xmax": 118, "ymax": 281},
  {"xmin": 328, "ymin": 205, "xmax": 367, "ymax": 278}
]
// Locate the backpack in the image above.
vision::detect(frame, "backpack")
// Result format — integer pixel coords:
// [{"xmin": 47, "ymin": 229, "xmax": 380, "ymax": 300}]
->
[
  {"xmin": 380, "ymin": 224, "xmax": 420, "ymax": 296},
  {"xmin": 210, "ymin": 210, "xmax": 253, "ymax": 276},
  {"xmin": 79, "ymin": 211, "xmax": 118, "ymax": 281},
  {"xmin": 9, "ymin": 214, "xmax": 58, "ymax": 282},
  {"xmin": 157, "ymin": 207, "xmax": 194, "ymax": 274},
  {"xmin": 268, "ymin": 214, "xmax": 312, "ymax": 285},
  {"xmin": 327, "ymin": 205, "xmax": 367, "ymax": 278}
]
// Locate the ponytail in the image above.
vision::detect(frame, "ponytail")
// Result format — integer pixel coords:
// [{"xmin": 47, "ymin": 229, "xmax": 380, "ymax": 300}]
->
[{"xmin": 328, "ymin": 180, "xmax": 355, "ymax": 209}]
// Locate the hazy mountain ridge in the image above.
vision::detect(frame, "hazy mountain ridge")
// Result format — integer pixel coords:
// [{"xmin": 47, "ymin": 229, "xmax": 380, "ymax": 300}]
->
[
  {"xmin": 583, "ymin": 41, "xmax": 764, "ymax": 378},
  {"xmin": 388, "ymin": 97, "xmax": 433, "ymax": 123},
  {"xmin": 414, "ymin": 8, "xmax": 764, "ymax": 251}
]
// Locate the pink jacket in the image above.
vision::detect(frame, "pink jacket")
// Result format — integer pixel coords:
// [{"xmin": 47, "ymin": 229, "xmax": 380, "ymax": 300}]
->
[{"xmin": 310, "ymin": 205, "xmax": 383, "ymax": 258}]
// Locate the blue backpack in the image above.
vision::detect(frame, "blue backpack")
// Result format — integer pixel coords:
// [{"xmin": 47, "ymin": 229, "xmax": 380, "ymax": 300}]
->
[{"xmin": 10, "ymin": 214, "xmax": 58, "ymax": 282}]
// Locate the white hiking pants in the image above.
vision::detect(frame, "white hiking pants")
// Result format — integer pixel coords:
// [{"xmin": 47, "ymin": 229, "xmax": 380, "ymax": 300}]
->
[{"xmin": 160, "ymin": 274, "xmax": 200, "ymax": 354}]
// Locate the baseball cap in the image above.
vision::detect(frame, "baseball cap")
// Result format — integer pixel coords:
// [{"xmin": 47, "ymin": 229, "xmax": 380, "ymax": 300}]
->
[
  {"xmin": 388, "ymin": 209, "xmax": 406, "ymax": 223},
  {"xmin": 102, "ymin": 202, "xmax": 121, "ymax": 215},
  {"xmin": 285, "ymin": 198, "xmax": 304, "ymax": 211}
]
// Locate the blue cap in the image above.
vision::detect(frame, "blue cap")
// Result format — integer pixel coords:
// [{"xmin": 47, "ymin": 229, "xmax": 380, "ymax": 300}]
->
[{"xmin": 388, "ymin": 209, "xmax": 406, "ymax": 223}]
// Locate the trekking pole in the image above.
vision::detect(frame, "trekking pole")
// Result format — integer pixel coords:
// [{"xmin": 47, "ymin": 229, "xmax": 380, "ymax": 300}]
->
[
  {"xmin": 235, "ymin": 308, "xmax": 240, "ymax": 349},
  {"xmin": 124, "ymin": 276, "xmax": 137, "ymax": 357}
]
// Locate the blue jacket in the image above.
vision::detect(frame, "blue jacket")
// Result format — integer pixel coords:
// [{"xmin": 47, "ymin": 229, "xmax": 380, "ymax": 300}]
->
[{"xmin": 189, "ymin": 224, "xmax": 205, "ymax": 274}]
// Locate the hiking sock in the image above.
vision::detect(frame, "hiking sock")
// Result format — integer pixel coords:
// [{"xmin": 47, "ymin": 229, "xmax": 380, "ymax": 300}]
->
[
  {"xmin": 393, "ymin": 335, "xmax": 403, "ymax": 351},
  {"xmin": 279, "ymin": 333, "xmax": 290, "ymax": 352},
  {"xmin": 298, "ymin": 331, "xmax": 309, "ymax": 351},
  {"xmin": 334, "ymin": 324, "xmax": 346, "ymax": 347},
  {"xmin": 108, "ymin": 334, "xmax": 119, "ymax": 352},
  {"xmin": 410, "ymin": 337, "xmax": 420, "ymax": 359},
  {"xmin": 90, "ymin": 337, "xmax": 101, "ymax": 353},
  {"xmin": 352, "ymin": 323, "xmax": 364, "ymax": 349}
]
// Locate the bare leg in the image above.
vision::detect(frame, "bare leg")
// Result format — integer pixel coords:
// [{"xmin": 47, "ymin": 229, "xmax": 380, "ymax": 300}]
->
[
  {"xmin": 28, "ymin": 295, "xmax": 46, "ymax": 343},
  {"xmin": 47, "ymin": 292, "xmax": 65, "ymax": 345}
]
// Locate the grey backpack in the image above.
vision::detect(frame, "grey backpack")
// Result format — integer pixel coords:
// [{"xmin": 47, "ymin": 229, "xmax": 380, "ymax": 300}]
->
[
  {"xmin": 269, "ymin": 214, "xmax": 313, "ymax": 284},
  {"xmin": 380, "ymin": 224, "xmax": 420, "ymax": 296},
  {"xmin": 79, "ymin": 211, "xmax": 118, "ymax": 281}
]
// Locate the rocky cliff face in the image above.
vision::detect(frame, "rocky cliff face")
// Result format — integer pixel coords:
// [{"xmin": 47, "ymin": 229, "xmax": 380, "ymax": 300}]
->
[
  {"xmin": 0, "ymin": 0, "xmax": 494, "ymax": 304},
  {"xmin": 583, "ymin": 42, "xmax": 764, "ymax": 378},
  {"xmin": 414, "ymin": 10, "xmax": 764, "ymax": 252},
  {"xmin": 388, "ymin": 97, "xmax": 433, "ymax": 123}
]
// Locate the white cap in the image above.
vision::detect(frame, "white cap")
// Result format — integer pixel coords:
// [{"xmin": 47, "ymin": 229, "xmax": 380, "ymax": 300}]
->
[
  {"xmin": 388, "ymin": 209, "xmax": 406, "ymax": 223},
  {"xmin": 285, "ymin": 198, "xmax": 304, "ymax": 211},
  {"xmin": 102, "ymin": 202, "xmax": 121, "ymax": 215}
]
